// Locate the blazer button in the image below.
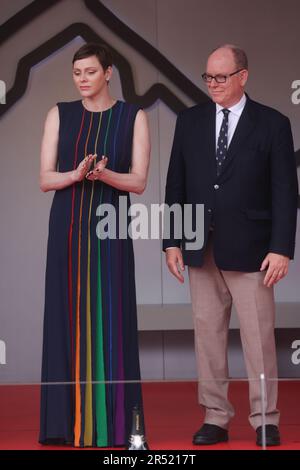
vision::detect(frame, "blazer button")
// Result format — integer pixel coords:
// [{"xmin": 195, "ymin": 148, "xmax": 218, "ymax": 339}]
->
[
  {"xmin": 214, "ymin": 184, "xmax": 219, "ymax": 190},
  {"xmin": 208, "ymin": 209, "xmax": 212, "ymax": 213}
]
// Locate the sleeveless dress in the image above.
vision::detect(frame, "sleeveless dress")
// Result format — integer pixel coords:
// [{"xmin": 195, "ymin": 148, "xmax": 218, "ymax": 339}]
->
[{"xmin": 39, "ymin": 100, "xmax": 145, "ymax": 447}]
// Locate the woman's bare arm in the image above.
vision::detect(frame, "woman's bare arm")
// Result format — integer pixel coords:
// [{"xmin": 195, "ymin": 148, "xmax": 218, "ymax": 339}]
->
[{"xmin": 39, "ymin": 106, "xmax": 95, "ymax": 192}]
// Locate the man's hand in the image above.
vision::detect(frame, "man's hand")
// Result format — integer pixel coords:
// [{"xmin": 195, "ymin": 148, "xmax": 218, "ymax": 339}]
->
[
  {"xmin": 165, "ymin": 247, "xmax": 185, "ymax": 283},
  {"xmin": 260, "ymin": 252, "xmax": 290, "ymax": 287}
]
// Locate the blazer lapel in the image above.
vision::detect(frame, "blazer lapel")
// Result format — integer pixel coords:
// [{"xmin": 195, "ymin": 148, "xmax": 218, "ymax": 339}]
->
[{"xmin": 197, "ymin": 101, "xmax": 216, "ymax": 179}]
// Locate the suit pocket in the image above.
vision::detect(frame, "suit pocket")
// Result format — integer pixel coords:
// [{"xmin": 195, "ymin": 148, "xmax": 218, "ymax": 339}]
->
[{"xmin": 245, "ymin": 209, "xmax": 272, "ymax": 220}]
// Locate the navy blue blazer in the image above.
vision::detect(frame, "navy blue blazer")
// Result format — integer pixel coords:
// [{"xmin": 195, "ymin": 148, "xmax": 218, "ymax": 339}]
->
[{"xmin": 163, "ymin": 95, "xmax": 298, "ymax": 271}]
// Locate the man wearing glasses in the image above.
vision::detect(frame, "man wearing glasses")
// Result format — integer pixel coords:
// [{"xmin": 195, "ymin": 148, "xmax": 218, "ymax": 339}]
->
[{"xmin": 163, "ymin": 45, "xmax": 298, "ymax": 446}]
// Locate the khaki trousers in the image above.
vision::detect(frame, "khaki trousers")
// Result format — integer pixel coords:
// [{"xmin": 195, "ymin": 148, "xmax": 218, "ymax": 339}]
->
[{"xmin": 188, "ymin": 234, "xmax": 280, "ymax": 430}]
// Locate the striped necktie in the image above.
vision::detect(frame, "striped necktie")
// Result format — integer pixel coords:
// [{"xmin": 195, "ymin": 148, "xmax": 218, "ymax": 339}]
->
[{"xmin": 216, "ymin": 108, "xmax": 230, "ymax": 175}]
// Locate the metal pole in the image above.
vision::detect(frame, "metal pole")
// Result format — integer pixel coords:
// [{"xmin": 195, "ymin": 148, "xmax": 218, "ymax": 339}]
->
[{"xmin": 260, "ymin": 373, "xmax": 266, "ymax": 450}]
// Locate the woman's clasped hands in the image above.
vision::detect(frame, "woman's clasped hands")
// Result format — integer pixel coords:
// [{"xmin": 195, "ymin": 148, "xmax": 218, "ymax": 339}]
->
[{"xmin": 86, "ymin": 154, "xmax": 108, "ymax": 181}]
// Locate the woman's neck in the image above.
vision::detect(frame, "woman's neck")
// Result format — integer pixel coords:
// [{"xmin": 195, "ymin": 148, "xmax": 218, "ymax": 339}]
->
[{"xmin": 82, "ymin": 94, "xmax": 116, "ymax": 112}]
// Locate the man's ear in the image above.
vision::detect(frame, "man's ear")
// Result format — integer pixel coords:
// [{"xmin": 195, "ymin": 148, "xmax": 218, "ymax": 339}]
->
[{"xmin": 240, "ymin": 69, "xmax": 249, "ymax": 86}]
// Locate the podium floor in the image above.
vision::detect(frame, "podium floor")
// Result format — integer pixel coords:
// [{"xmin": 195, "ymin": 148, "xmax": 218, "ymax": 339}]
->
[{"xmin": 0, "ymin": 381, "xmax": 299, "ymax": 450}]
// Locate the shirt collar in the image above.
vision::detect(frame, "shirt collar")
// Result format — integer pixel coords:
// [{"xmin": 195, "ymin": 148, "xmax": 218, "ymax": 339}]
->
[{"xmin": 216, "ymin": 93, "xmax": 247, "ymax": 117}]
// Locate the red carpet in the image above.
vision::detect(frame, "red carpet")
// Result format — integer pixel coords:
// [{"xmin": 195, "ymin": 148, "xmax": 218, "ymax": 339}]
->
[{"xmin": 0, "ymin": 381, "xmax": 299, "ymax": 450}]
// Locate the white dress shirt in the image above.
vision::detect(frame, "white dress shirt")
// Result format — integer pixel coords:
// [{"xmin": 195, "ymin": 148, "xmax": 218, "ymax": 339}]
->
[{"xmin": 215, "ymin": 93, "xmax": 246, "ymax": 149}]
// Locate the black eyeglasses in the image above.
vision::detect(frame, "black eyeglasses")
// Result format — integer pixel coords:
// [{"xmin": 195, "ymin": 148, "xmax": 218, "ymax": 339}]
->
[{"xmin": 201, "ymin": 68, "xmax": 244, "ymax": 84}]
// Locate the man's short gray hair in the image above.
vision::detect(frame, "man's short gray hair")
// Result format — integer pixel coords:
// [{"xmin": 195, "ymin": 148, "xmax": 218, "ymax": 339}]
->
[{"xmin": 211, "ymin": 44, "xmax": 248, "ymax": 70}]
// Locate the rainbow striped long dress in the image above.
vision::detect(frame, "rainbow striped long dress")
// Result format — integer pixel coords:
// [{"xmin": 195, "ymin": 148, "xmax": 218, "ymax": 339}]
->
[{"xmin": 39, "ymin": 100, "xmax": 145, "ymax": 447}]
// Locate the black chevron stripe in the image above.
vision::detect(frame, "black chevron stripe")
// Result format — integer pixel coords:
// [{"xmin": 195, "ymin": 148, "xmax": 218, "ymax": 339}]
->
[
  {"xmin": 84, "ymin": 0, "xmax": 207, "ymax": 105},
  {"xmin": 0, "ymin": 0, "xmax": 62, "ymax": 46},
  {"xmin": 0, "ymin": 22, "xmax": 194, "ymax": 118}
]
